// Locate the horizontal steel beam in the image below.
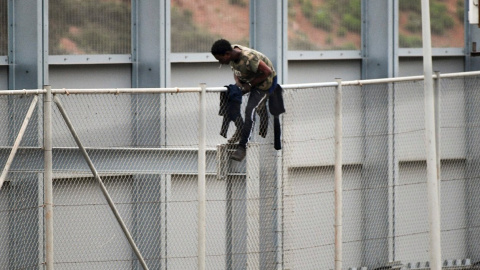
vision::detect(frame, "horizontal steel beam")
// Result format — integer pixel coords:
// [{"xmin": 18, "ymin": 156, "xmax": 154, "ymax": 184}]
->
[{"xmin": 0, "ymin": 147, "xmax": 246, "ymax": 175}]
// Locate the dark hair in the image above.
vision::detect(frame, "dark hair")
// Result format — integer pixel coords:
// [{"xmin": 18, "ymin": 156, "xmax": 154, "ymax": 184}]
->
[{"xmin": 211, "ymin": 39, "xmax": 232, "ymax": 55}]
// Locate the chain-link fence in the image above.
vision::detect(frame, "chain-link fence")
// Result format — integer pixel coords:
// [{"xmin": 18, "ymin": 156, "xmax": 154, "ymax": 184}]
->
[{"xmin": 1, "ymin": 73, "xmax": 480, "ymax": 269}]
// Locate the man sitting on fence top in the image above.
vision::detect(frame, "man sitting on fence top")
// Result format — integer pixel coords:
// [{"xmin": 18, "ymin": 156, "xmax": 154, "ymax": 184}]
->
[{"xmin": 211, "ymin": 39, "xmax": 277, "ymax": 161}]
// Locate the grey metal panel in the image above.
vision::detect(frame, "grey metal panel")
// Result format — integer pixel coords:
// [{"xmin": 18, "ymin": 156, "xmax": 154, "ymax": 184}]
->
[
  {"xmin": 399, "ymin": 48, "xmax": 465, "ymax": 57},
  {"xmin": 287, "ymin": 60, "xmax": 361, "ymax": 84},
  {"xmin": 398, "ymin": 57, "xmax": 465, "ymax": 77},
  {"xmin": 171, "ymin": 63, "xmax": 234, "ymax": 87},
  {"xmin": 53, "ymin": 177, "xmax": 133, "ymax": 270},
  {"xmin": 395, "ymin": 161, "xmax": 468, "ymax": 263},
  {"xmin": 288, "ymin": 50, "xmax": 362, "ymax": 61},
  {"xmin": 465, "ymin": 76, "xmax": 480, "ymax": 262},
  {"xmin": 395, "ymin": 162, "xmax": 429, "ymax": 263},
  {"xmin": 132, "ymin": 174, "xmax": 166, "ymax": 269},
  {"xmin": 0, "ymin": 183, "xmax": 7, "ymax": 267},
  {"xmin": 49, "ymin": 55, "xmax": 132, "ymax": 65},
  {"xmin": 49, "ymin": 65, "xmax": 132, "ymax": 89},
  {"xmin": 440, "ymin": 160, "xmax": 467, "ymax": 259},
  {"xmin": 8, "ymin": 173, "xmax": 43, "ymax": 269},
  {"xmin": 285, "ymin": 165, "xmax": 364, "ymax": 269},
  {"xmin": 167, "ymin": 175, "xmax": 226, "ymax": 269},
  {"xmin": 0, "ymin": 66, "xmax": 7, "ymax": 89}
]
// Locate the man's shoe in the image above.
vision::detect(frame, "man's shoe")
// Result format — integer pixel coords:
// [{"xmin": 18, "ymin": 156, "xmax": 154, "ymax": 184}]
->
[{"xmin": 231, "ymin": 146, "xmax": 246, "ymax": 161}]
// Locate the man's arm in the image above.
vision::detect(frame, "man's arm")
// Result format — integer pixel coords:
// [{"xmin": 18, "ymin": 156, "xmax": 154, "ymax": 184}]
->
[
  {"xmin": 249, "ymin": 60, "xmax": 272, "ymax": 87},
  {"xmin": 240, "ymin": 60, "xmax": 272, "ymax": 92}
]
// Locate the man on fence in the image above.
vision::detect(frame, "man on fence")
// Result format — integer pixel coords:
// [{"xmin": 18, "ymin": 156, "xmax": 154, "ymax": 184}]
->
[{"xmin": 211, "ymin": 39, "xmax": 277, "ymax": 161}]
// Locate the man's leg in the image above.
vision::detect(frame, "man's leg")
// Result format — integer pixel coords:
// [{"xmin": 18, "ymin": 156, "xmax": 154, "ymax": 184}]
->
[{"xmin": 231, "ymin": 89, "xmax": 268, "ymax": 161}]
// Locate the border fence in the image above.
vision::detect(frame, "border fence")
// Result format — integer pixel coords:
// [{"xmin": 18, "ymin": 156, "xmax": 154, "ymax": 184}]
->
[{"xmin": 1, "ymin": 71, "xmax": 480, "ymax": 269}]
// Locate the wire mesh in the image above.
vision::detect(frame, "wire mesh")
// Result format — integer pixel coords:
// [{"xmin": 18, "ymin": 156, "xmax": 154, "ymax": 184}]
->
[
  {"xmin": 1, "ymin": 75, "xmax": 480, "ymax": 269},
  {"xmin": 0, "ymin": 0, "xmax": 6, "ymax": 56},
  {"xmin": 399, "ymin": 0, "xmax": 464, "ymax": 48},
  {"xmin": 171, "ymin": 0, "xmax": 249, "ymax": 52},
  {"xmin": 0, "ymin": 95, "xmax": 44, "ymax": 269},
  {"xmin": 288, "ymin": 0, "xmax": 361, "ymax": 50},
  {"xmin": 49, "ymin": 0, "xmax": 131, "ymax": 55}
]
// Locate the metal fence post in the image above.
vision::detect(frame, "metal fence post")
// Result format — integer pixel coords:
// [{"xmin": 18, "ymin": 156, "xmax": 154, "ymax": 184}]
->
[
  {"xmin": 44, "ymin": 86, "xmax": 54, "ymax": 270},
  {"xmin": 334, "ymin": 78, "xmax": 343, "ymax": 270},
  {"xmin": 198, "ymin": 83, "xmax": 207, "ymax": 270},
  {"xmin": 422, "ymin": 0, "xmax": 442, "ymax": 268},
  {"xmin": 434, "ymin": 71, "xmax": 441, "ymax": 197}
]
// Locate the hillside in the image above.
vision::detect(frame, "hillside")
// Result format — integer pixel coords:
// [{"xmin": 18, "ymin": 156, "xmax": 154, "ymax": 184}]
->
[{"xmin": 172, "ymin": 0, "xmax": 464, "ymax": 51}]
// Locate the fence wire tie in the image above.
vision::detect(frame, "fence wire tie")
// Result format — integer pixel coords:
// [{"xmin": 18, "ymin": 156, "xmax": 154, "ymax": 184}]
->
[
  {"xmin": 176, "ymin": 87, "xmax": 180, "ymax": 93},
  {"xmin": 115, "ymin": 89, "xmax": 120, "ymax": 95}
]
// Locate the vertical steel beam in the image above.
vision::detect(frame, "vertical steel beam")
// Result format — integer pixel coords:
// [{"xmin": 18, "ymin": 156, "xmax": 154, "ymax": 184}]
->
[
  {"xmin": 8, "ymin": 0, "xmax": 46, "ymax": 89},
  {"xmin": 250, "ymin": 0, "xmax": 287, "ymax": 84},
  {"xmin": 249, "ymin": 1, "xmax": 288, "ymax": 267},
  {"xmin": 362, "ymin": 0, "xmax": 396, "ymax": 80},
  {"xmin": 466, "ymin": 0, "xmax": 480, "ymax": 71},
  {"xmin": 361, "ymin": 1, "xmax": 395, "ymax": 267},
  {"xmin": 132, "ymin": 0, "xmax": 168, "ymax": 88}
]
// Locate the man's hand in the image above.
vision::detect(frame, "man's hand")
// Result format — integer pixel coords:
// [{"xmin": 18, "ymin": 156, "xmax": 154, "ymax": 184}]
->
[{"xmin": 241, "ymin": 82, "xmax": 251, "ymax": 94}]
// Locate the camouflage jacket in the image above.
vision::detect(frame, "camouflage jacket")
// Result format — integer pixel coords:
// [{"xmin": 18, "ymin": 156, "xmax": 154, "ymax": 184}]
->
[{"xmin": 229, "ymin": 44, "xmax": 276, "ymax": 91}]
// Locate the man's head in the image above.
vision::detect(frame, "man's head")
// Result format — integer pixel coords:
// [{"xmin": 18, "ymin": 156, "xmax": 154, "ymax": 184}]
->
[{"xmin": 211, "ymin": 39, "xmax": 233, "ymax": 64}]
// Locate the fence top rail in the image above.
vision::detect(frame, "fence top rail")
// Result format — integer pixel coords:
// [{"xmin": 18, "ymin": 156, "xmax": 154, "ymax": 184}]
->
[
  {"xmin": 1, "ymin": 70, "xmax": 480, "ymax": 95},
  {"xmin": 0, "ymin": 89, "xmax": 46, "ymax": 95},
  {"xmin": 51, "ymin": 87, "xmax": 203, "ymax": 95}
]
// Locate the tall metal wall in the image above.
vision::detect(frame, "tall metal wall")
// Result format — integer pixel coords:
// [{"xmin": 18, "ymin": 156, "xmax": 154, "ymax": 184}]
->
[{"xmin": 0, "ymin": 0, "xmax": 477, "ymax": 89}]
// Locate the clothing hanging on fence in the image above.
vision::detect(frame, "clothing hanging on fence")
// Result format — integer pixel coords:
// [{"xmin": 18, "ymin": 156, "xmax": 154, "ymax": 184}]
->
[{"xmin": 218, "ymin": 83, "xmax": 285, "ymax": 150}]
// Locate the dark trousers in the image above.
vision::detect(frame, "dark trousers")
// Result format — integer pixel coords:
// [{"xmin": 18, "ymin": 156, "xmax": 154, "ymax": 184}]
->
[{"xmin": 238, "ymin": 89, "xmax": 269, "ymax": 148}]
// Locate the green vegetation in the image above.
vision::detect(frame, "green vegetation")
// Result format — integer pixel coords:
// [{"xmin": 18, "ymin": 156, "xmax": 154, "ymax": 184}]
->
[
  {"xmin": 300, "ymin": 0, "xmax": 361, "ymax": 34},
  {"xmin": 313, "ymin": 11, "xmax": 333, "ymax": 31},
  {"xmin": 399, "ymin": 0, "xmax": 460, "ymax": 47},
  {"xmin": 229, "ymin": 0, "xmax": 247, "ymax": 8},
  {"xmin": 289, "ymin": 32, "xmax": 320, "ymax": 50},
  {"xmin": 171, "ymin": 8, "xmax": 220, "ymax": 52},
  {"xmin": 430, "ymin": 2, "xmax": 454, "ymax": 34},
  {"xmin": 399, "ymin": 0, "xmax": 421, "ymax": 13},
  {"xmin": 337, "ymin": 27, "xmax": 347, "ymax": 37},
  {"xmin": 406, "ymin": 13, "xmax": 422, "ymax": 33},
  {"xmin": 49, "ymin": 0, "xmax": 131, "ymax": 55},
  {"xmin": 301, "ymin": 0, "xmax": 314, "ymax": 20},
  {"xmin": 456, "ymin": 0, "xmax": 464, "ymax": 22},
  {"xmin": 341, "ymin": 13, "xmax": 361, "ymax": 33},
  {"xmin": 399, "ymin": 34, "xmax": 422, "ymax": 47}
]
